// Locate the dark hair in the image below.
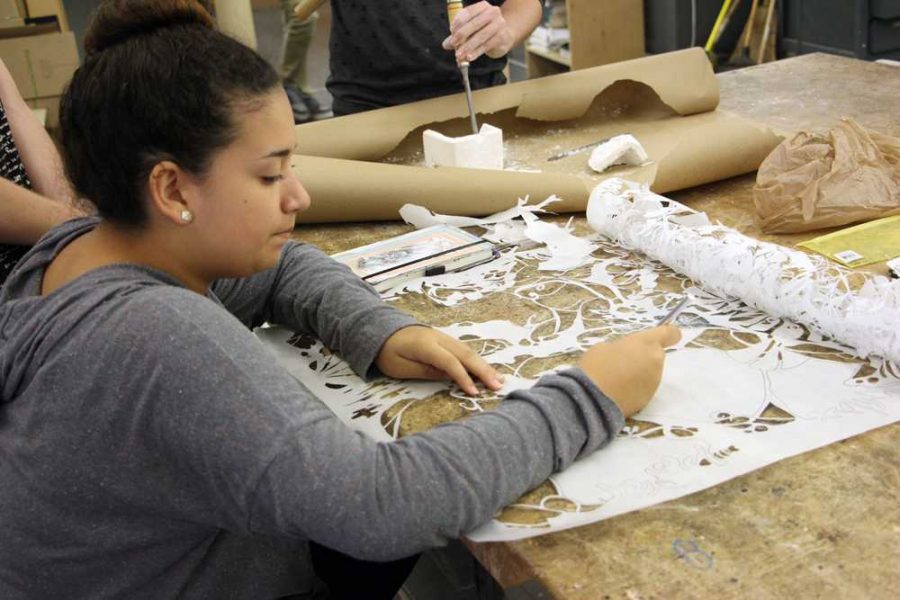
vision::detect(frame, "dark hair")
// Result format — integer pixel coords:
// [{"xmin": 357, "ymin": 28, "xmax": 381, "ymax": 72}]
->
[{"xmin": 60, "ymin": 0, "xmax": 280, "ymax": 227}]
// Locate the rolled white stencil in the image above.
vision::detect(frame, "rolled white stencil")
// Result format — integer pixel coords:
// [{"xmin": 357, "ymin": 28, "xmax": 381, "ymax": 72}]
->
[{"xmin": 587, "ymin": 178, "xmax": 900, "ymax": 364}]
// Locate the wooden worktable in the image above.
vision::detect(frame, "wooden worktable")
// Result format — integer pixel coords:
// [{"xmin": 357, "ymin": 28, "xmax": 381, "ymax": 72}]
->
[{"xmin": 293, "ymin": 54, "xmax": 900, "ymax": 599}]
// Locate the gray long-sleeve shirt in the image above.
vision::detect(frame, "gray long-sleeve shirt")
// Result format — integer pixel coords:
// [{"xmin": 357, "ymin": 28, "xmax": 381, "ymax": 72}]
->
[{"xmin": 0, "ymin": 218, "xmax": 624, "ymax": 599}]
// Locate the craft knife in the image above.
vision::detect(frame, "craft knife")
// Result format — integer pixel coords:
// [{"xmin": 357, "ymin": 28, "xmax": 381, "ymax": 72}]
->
[
  {"xmin": 657, "ymin": 295, "xmax": 690, "ymax": 326},
  {"xmin": 547, "ymin": 136, "xmax": 616, "ymax": 162},
  {"xmin": 447, "ymin": 0, "xmax": 479, "ymax": 134}
]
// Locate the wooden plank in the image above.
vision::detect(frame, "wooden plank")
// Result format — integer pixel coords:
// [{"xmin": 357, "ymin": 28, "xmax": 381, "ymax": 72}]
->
[
  {"xmin": 463, "ymin": 538, "xmax": 535, "ymax": 589},
  {"xmin": 525, "ymin": 43, "xmax": 571, "ymax": 68},
  {"xmin": 527, "ymin": 0, "xmax": 645, "ymax": 77}
]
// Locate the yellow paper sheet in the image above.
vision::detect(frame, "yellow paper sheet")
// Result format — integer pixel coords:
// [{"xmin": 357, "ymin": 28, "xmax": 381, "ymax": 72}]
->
[{"xmin": 798, "ymin": 215, "xmax": 900, "ymax": 267}]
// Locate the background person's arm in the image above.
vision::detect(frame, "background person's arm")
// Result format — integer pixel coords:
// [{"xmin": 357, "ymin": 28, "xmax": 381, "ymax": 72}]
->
[
  {"xmin": 0, "ymin": 59, "xmax": 83, "ymax": 244},
  {"xmin": 499, "ymin": 0, "xmax": 543, "ymax": 49},
  {"xmin": 0, "ymin": 60, "xmax": 77, "ymax": 203},
  {"xmin": 444, "ymin": 0, "xmax": 542, "ymax": 62},
  {"xmin": 0, "ymin": 178, "xmax": 80, "ymax": 244}
]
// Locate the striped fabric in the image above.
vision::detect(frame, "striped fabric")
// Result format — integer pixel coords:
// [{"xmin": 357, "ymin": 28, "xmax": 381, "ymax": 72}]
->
[{"xmin": 0, "ymin": 98, "xmax": 33, "ymax": 285}]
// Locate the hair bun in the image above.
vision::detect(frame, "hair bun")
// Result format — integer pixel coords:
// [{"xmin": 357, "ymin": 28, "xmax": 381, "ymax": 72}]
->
[{"xmin": 84, "ymin": 0, "xmax": 216, "ymax": 55}]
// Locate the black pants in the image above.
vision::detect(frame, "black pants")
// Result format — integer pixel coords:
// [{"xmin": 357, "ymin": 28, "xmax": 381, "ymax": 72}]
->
[{"xmin": 309, "ymin": 540, "xmax": 420, "ymax": 599}]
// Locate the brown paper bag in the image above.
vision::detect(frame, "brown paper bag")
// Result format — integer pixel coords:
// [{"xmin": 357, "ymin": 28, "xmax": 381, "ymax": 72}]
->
[{"xmin": 753, "ymin": 118, "xmax": 900, "ymax": 233}]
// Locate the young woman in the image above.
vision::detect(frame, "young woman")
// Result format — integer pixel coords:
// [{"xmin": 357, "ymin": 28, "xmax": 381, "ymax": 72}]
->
[{"xmin": 0, "ymin": 1, "xmax": 679, "ymax": 598}]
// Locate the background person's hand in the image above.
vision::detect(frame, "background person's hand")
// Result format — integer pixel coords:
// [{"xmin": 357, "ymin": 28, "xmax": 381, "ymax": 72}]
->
[
  {"xmin": 376, "ymin": 326, "xmax": 504, "ymax": 396},
  {"xmin": 578, "ymin": 326, "xmax": 682, "ymax": 417},
  {"xmin": 442, "ymin": 1, "xmax": 515, "ymax": 63}
]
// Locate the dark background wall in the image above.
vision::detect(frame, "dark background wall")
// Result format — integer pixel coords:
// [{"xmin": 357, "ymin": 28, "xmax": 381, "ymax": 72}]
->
[
  {"xmin": 644, "ymin": 0, "xmax": 724, "ymax": 54},
  {"xmin": 61, "ymin": 0, "xmax": 900, "ymax": 64},
  {"xmin": 61, "ymin": 0, "xmax": 101, "ymax": 58}
]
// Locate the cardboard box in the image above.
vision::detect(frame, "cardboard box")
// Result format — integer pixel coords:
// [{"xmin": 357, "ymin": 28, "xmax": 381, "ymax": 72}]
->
[
  {"xmin": 0, "ymin": 29, "xmax": 76, "ymax": 130},
  {"xmin": 0, "ymin": 17, "xmax": 26, "ymax": 30},
  {"xmin": 24, "ymin": 0, "xmax": 67, "ymax": 31},
  {"xmin": 0, "ymin": 30, "xmax": 77, "ymax": 99},
  {"xmin": 27, "ymin": 94, "xmax": 58, "ymax": 128},
  {"xmin": 0, "ymin": 19, "xmax": 58, "ymax": 39},
  {"xmin": 0, "ymin": 0, "xmax": 21, "ymax": 20},
  {"xmin": 29, "ymin": 105, "xmax": 45, "ymax": 126}
]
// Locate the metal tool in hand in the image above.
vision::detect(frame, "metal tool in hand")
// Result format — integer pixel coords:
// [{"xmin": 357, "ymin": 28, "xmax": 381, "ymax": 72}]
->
[
  {"xmin": 547, "ymin": 136, "xmax": 617, "ymax": 162},
  {"xmin": 447, "ymin": 0, "xmax": 479, "ymax": 134},
  {"xmin": 657, "ymin": 295, "xmax": 690, "ymax": 326}
]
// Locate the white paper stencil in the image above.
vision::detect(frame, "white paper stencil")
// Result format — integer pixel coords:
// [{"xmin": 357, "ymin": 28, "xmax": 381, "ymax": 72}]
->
[{"xmin": 256, "ymin": 187, "xmax": 900, "ymax": 542}]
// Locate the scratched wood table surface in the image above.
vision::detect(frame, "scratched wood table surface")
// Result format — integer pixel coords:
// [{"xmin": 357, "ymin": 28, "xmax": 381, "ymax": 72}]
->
[{"xmin": 293, "ymin": 54, "xmax": 900, "ymax": 599}]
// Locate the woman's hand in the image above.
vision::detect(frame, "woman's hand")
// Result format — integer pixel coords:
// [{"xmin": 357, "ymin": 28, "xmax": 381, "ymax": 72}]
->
[
  {"xmin": 442, "ymin": 1, "xmax": 515, "ymax": 63},
  {"xmin": 376, "ymin": 326, "xmax": 504, "ymax": 396},
  {"xmin": 578, "ymin": 326, "xmax": 682, "ymax": 417}
]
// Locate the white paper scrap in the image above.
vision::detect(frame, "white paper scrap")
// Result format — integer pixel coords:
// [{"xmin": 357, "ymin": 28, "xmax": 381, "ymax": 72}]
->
[
  {"xmin": 399, "ymin": 196, "xmax": 560, "ymax": 230},
  {"xmin": 524, "ymin": 219, "xmax": 598, "ymax": 271}
]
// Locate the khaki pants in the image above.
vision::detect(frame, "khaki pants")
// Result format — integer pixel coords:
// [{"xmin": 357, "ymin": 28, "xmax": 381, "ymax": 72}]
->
[{"xmin": 280, "ymin": 0, "xmax": 318, "ymax": 93}]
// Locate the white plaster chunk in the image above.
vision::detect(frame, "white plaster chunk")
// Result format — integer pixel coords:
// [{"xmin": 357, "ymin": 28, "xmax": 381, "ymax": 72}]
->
[
  {"xmin": 423, "ymin": 124, "xmax": 504, "ymax": 170},
  {"xmin": 587, "ymin": 134, "xmax": 649, "ymax": 173}
]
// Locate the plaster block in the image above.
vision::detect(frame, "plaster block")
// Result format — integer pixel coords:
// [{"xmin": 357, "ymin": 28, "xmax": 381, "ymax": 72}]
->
[{"xmin": 423, "ymin": 124, "xmax": 504, "ymax": 170}]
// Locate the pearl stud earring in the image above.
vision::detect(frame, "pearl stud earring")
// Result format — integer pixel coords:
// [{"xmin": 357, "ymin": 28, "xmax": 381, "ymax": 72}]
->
[{"xmin": 180, "ymin": 210, "xmax": 193, "ymax": 224}]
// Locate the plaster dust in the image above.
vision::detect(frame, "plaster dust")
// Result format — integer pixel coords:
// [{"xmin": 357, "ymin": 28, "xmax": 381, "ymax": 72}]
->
[{"xmin": 384, "ymin": 80, "xmax": 670, "ymax": 181}]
